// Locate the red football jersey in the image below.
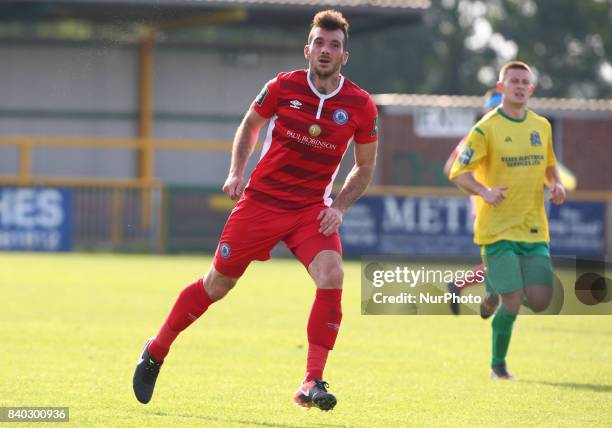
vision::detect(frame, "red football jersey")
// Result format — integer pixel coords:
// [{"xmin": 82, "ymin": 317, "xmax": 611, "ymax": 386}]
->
[{"xmin": 246, "ymin": 69, "xmax": 378, "ymax": 210}]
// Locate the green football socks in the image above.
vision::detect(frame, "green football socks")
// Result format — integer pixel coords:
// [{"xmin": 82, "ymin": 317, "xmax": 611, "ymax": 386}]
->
[{"xmin": 491, "ymin": 306, "xmax": 517, "ymax": 367}]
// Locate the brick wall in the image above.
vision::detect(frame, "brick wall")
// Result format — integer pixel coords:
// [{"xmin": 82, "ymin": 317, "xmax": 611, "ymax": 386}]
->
[
  {"xmin": 561, "ymin": 118, "xmax": 612, "ymax": 191},
  {"xmin": 380, "ymin": 111, "xmax": 612, "ymax": 191}
]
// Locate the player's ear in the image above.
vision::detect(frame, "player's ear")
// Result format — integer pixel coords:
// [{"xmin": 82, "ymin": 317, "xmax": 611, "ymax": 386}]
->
[
  {"xmin": 495, "ymin": 81, "xmax": 503, "ymax": 92},
  {"xmin": 341, "ymin": 51, "xmax": 349, "ymax": 66},
  {"xmin": 304, "ymin": 44, "xmax": 310, "ymax": 60},
  {"xmin": 528, "ymin": 84, "xmax": 535, "ymax": 95}
]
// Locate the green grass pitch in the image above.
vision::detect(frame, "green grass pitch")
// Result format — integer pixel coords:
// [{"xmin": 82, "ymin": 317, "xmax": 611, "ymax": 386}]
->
[{"xmin": 0, "ymin": 253, "xmax": 610, "ymax": 427}]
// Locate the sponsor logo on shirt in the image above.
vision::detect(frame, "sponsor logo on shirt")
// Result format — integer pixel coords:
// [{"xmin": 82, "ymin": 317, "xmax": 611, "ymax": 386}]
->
[
  {"xmin": 333, "ymin": 109, "xmax": 349, "ymax": 125},
  {"xmin": 286, "ymin": 129, "xmax": 337, "ymax": 151},
  {"xmin": 530, "ymin": 131, "xmax": 542, "ymax": 146},
  {"xmin": 309, "ymin": 124, "xmax": 321, "ymax": 137},
  {"xmin": 501, "ymin": 154, "xmax": 544, "ymax": 167},
  {"xmin": 290, "ymin": 100, "xmax": 302, "ymax": 109},
  {"xmin": 505, "ymin": 136, "xmax": 512, "ymax": 143}
]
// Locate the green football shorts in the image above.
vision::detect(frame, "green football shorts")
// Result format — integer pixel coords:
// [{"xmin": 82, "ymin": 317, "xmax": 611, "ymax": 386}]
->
[{"xmin": 481, "ymin": 240, "xmax": 553, "ymax": 295}]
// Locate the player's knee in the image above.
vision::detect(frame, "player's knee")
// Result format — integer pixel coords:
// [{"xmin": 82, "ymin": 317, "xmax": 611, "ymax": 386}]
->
[
  {"xmin": 527, "ymin": 296, "xmax": 551, "ymax": 312},
  {"xmin": 317, "ymin": 265, "xmax": 344, "ymax": 289},
  {"xmin": 206, "ymin": 278, "xmax": 237, "ymax": 301},
  {"xmin": 501, "ymin": 292, "xmax": 523, "ymax": 314},
  {"xmin": 204, "ymin": 269, "xmax": 238, "ymax": 301},
  {"xmin": 525, "ymin": 285, "xmax": 552, "ymax": 312}
]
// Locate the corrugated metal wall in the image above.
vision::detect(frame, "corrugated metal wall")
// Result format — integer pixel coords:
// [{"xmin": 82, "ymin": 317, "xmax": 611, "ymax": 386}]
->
[{"xmin": 0, "ymin": 41, "xmax": 306, "ymax": 185}]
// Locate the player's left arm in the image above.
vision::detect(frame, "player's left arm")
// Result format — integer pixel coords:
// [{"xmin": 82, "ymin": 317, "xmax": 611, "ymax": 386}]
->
[
  {"xmin": 546, "ymin": 166, "xmax": 566, "ymax": 205},
  {"xmin": 544, "ymin": 121, "xmax": 566, "ymax": 205},
  {"xmin": 318, "ymin": 141, "xmax": 378, "ymax": 236}
]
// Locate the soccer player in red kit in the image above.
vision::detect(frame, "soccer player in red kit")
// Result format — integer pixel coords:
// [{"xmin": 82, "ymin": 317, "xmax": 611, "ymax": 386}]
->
[{"xmin": 133, "ymin": 10, "xmax": 378, "ymax": 412}]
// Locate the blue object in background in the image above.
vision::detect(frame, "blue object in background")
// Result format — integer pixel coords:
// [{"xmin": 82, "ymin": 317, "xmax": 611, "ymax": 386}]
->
[
  {"xmin": 548, "ymin": 201, "xmax": 605, "ymax": 257},
  {"xmin": 341, "ymin": 195, "xmax": 477, "ymax": 257},
  {"xmin": 341, "ymin": 195, "xmax": 605, "ymax": 258},
  {"xmin": 0, "ymin": 187, "xmax": 72, "ymax": 251}
]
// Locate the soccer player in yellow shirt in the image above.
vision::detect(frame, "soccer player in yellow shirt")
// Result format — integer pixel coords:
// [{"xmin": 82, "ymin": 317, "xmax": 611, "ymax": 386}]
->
[
  {"xmin": 443, "ymin": 88, "xmax": 501, "ymax": 316},
  {"xmin": 449, "ymin": 61, "xmax": 566, "ymax": 380}
]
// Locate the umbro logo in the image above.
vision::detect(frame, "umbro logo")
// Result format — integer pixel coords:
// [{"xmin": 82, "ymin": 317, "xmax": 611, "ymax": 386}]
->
[
  {"xmin": 505, "ymin": 136, "xmax": 512, "ymax": 143},
  {"xmin": 327, "ymin": 322, "xmax": 340, "ymax": 331},
  {"xmin": 290, "ymin": 100, "xmax": 302, "ymax": 109}
]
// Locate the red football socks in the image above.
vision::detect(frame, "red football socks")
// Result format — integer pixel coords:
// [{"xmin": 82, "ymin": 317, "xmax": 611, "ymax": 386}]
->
[
  {"xmin": 304, "ymin": 288, "xmax": 342, "ymax": 382},
  {"xmin": 305, "ymin": 344, "xmax": 329, "ymax": 382},
  {"xmin": 148, "ymin": 278, "xmax": 213, "ymax": 362}
]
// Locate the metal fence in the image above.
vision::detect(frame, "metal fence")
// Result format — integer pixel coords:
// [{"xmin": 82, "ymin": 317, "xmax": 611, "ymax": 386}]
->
[
  {"xmin": 71, "ymin": 186, "xmax": 162, "ymax": 251},
  {"xmin": 2, "ymin": 184, "xmax": 611, "ymax": 257}
]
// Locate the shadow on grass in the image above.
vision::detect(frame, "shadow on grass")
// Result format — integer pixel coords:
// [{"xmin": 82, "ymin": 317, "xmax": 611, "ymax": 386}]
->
[
  {"xmin": 523, "ymin": 380, "xmax": 612, "ymax": 393},
  {"xmin": 151, "ymin": 412, "xmax": 347, "ymax": 428}
]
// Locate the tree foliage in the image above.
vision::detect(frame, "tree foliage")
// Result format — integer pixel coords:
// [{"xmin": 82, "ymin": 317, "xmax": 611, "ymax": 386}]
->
[{"xmin": 345, "ymin": 0, "xmax": 612, "ymax": 98}]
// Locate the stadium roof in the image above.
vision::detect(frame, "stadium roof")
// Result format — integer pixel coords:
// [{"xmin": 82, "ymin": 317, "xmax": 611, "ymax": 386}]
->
[
  {"xmin": 0, "ymin": 0, "xmax": 430, "ymax": 34},
  {"xmin": 374, "ymin": 94, "xmax": 612, "ymax": 114}
]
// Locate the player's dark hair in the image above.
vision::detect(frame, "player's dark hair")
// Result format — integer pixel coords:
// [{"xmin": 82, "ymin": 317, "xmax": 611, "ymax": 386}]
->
[
  {"xmin": 309, "ymin": 10, "xmax": 349, "ymax": 51},
  {"xmin": 498, "ymin": 61, "xmax": 532, "ymax": 82}
]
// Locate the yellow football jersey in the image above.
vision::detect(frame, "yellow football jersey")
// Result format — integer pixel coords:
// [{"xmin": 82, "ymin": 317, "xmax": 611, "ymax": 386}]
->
[{"xmin": 449, "ymin": 107, "xmax": 557, "ymax": 245}]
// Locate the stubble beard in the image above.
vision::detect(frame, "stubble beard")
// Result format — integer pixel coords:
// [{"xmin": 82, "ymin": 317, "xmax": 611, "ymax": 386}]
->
[{"xmin": 310, "ymin": 61, "xmax": 341, "ymax": 81}]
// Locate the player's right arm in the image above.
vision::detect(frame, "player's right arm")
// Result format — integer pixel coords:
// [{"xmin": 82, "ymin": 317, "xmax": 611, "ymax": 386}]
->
[
  {"xmin": 451, "ymin": 173, "xmax": 507, "ymax": 207},
  {"xmin": 448, "ymin": 127, "xmax": 507, "ymax": 207},
  {"xmin": 443, "ymin": 138, "xmax": 465, "ymax": 177},
  {"xmin": 223, "ymin": 77, "xmax": 279, "ymax": 199},
  {"xmin": 443, "ymin": 152, "xmax": 457, "ymax": 177},
  {"xmin": 223, "ymin": 108, "xmax": 268, "ymax": 199},
  {"xmin": 444, "ymin": 138, "xmax": 473, "ymax": 194}
]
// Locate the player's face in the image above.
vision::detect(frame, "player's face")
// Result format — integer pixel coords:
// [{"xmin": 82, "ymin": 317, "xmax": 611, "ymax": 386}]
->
[
  {"xmin": 497, "ymin": 68, "xmax": 535, "ymax": 107},
  {"xmin": 304, "ymin": 27, "xmax": 349, "ymax": 79}
]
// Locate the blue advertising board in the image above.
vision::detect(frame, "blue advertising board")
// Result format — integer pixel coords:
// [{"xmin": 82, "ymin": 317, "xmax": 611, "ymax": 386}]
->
[
  {"xmin": 341, "ymin": 195, "xmax": 477, "ymax": 257},
  {"xmin": 0, "ymin": 187, "xmax": 72, "ymax": 251},
  {"xmin": 341, "ymin": 195, "xmax": 605, "ymax": 258},
  {"xmin": 548, "ymin": 201, "xmax": 605, "ymax": 257}
]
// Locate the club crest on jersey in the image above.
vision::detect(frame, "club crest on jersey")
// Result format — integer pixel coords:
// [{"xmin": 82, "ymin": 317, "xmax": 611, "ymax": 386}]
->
[
  {"xmin": 530, "ymin": 131, "xmax": 542, "ymax": 146},
  {"xmin": 309, "ymin": 124, "xmax": 322, "ymax": 137},
  {"xmin": 333, "ymin": 109, "xmax": 349, "ymax": 125},
  {"xmin": 219, "ymin": 242, "xmax": 231, "ymax": 258}
]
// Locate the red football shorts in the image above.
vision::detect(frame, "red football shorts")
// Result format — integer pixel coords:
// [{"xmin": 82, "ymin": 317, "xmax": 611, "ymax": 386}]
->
[{"xmin": 213, "ymin": 197, "xmax": 342, "ymax": 278}]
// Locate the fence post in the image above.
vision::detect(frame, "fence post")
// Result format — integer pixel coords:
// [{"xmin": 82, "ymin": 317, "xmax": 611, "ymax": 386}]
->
[
  {"xmin": 18, "ymin": 140, "xmax": 31, "ymax": 186},
  {"xmin": 111, "ymin": 188, "xmax": 124, "ymax": 249}
]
